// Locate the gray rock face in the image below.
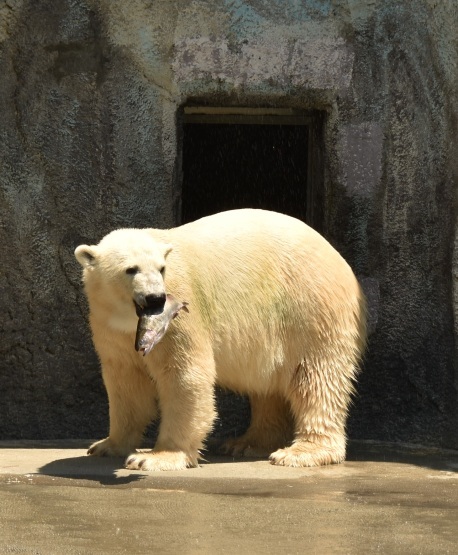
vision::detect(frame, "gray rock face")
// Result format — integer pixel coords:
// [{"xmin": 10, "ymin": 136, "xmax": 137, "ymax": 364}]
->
[{"xmin": 0, "ymin": 0, "xmax": 456, "ymax": 448}]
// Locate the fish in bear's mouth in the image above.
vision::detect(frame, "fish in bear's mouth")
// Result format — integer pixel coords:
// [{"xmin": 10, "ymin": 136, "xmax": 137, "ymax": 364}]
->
[{"xmin": 134, "ymin": 294, "xmax": 189, "ymax": 355}]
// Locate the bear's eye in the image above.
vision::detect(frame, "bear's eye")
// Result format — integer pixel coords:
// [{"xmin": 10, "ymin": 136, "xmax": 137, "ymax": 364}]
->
[
  {"xmin": 126, "ymin": 266, "xmax": 139, "ymax": 276},
  {"xmin": 159, "ymin": 266, "xmax": 165, "ymax": 276}
]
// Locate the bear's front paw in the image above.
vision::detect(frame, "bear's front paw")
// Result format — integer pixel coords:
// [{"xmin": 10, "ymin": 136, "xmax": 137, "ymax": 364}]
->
[
  {"xmin": 87, "ymin": 437, "xmax": 131, "ymax": 457},
  {"xmin": 269, "ymin": 441, "xmax": 345, "ymax": 467},
  {"xmin": 125, "ymin": 450, "xmax": 198, "ymax": 471}
]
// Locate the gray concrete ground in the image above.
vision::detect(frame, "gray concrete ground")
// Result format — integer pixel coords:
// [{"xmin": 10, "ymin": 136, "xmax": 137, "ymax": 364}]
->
[{"xmin": 0, "ymin": 441, "xmax": 457, "ymax": 555}]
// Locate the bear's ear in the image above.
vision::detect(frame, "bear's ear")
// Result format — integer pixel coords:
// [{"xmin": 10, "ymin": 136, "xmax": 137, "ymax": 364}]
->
[
  {"xmin": 74, "ymin": 245, "xmax": 97, "ymax": 268},
  {"xmin": 162, "ymin": 243, "xmax": 173, "ymax": 258}
]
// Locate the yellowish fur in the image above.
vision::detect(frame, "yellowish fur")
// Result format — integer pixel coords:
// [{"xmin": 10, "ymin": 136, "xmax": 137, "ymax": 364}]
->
[{"xmin": 75, "ymin": 209, "xmax": 366, "ymax": 471}]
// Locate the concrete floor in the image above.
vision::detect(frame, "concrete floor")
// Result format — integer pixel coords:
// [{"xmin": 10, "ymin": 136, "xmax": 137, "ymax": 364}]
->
[{"xmin": 0, "ymin": 440, "xmax": 457, "ymax": 555}]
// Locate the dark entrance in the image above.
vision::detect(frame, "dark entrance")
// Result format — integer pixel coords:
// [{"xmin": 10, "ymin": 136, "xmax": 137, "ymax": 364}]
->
[{"xmin": 181, "ymin": 109, "xmax": 319, "ymax": 226}]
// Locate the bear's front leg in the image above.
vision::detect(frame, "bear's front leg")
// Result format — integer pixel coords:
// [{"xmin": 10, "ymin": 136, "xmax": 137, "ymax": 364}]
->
[
  {"xmin": 125, "ymin": 357, "xmax": 216, "ymax": 471},
  {"xmin": 88, "ymin": 357, "xmax": 158, "ymax": 458}
]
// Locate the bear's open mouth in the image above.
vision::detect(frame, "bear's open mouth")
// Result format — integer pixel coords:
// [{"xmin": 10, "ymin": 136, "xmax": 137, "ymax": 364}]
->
[
  {"xmin": 134, "ymin": 302, "xmax": 145, "ymax": 317},
  {"xmin": 134, "ymin": 299, "xmax": 165, "ymax": 318}
]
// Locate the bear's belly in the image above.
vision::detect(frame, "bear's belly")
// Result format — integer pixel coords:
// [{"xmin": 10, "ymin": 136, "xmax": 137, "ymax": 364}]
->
[{"xmin": 213, "ymin": 340, "xmax": 288, "ymax": 394}]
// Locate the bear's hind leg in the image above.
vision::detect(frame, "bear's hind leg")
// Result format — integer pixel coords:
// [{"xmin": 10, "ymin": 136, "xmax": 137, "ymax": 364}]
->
[
  {"xmin": 222, "ymin": 393, "xmax": 293, "ymax": 458},
  {"xmin": 269, "ymin": 358, "xmax": 356, "ymax": 467}
]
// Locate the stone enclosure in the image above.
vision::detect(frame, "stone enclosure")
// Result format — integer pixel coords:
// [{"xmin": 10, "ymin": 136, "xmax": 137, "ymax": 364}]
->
[{"xmin": 0, "ymin": 1, "xmax": 457, "ymax": 448}]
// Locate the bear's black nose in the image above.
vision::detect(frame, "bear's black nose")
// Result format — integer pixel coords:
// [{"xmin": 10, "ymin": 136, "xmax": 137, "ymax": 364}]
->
[{"xmin": 144, "ymin": 293, "xmax": 166, "ymax": 313}]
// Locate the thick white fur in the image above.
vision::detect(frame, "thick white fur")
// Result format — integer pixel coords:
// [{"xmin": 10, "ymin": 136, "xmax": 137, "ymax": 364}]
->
[{"xmin": 75, "ymin": 209, "xmax": 367, "ymax": 471}]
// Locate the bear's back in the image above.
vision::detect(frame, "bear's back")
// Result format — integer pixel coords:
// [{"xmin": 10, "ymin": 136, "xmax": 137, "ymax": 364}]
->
[
  {"xmin": 152, "ymin": 208, "xmax": 362, "ymax": 340},
  {"xmin": 164, "ymin": 209, "xmax": 353, "ymax": 288},
  {"xmin": 154, "ymin": 209, "xmax": 364, "ymax": 391},
  {"xmin": 176, "ymin": 209, "xmax": 318, "ymax": 246}
]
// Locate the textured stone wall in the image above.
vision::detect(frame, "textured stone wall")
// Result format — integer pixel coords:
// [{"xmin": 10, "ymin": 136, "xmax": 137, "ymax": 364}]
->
[{"xmin": 0, "ymin": 0, "xmax": 456, "ymax": 448}]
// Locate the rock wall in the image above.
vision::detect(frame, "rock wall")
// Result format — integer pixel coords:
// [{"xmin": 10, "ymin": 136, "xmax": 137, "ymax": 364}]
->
[{"xmin": 0, "ymin": 0, "xmax": 456, "ymax": 447}]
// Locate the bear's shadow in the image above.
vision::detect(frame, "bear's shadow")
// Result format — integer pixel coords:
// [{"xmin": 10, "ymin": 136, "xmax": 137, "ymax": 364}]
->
[
  {"xmin": 37, "ymin": 441, "xmax": 260, "ymax": 486},
  {"xmin": 38, "ymin": 454, "xmax": 144, "ymax": 486}
]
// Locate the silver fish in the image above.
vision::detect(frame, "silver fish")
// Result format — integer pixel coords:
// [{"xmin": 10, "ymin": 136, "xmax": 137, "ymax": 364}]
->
[{"xmin": 135, "ymin": 294, "xmax": 189, "ymax": 356}]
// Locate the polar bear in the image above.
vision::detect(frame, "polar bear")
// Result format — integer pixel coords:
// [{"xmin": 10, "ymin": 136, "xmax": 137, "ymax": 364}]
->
[{"xmin": 75, "ymin": 209, "xmax": 366, "ymax": 471}]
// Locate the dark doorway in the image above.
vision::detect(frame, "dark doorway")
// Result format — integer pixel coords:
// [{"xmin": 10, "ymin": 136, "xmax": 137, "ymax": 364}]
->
[{"xmin": 181, "ymin": 109, "xmax": 316, "ymax": 225}]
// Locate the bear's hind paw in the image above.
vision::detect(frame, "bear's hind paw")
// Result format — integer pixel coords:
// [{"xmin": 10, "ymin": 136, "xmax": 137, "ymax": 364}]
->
[
  {"xmin": 125, "ymin": 450, "xmax": 198, "ymax": 471},
  {"xmin": 221, "ymin": 437, "xmax": 273, "ymax": 458},
  {"xmin": 269, "ymin": 442, "xmax": 345, "ymax": 467}
]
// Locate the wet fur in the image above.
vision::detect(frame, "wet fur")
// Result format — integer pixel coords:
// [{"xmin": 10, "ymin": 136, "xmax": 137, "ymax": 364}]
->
[{"xmin": 75, "ymin": 209, "xmax": 367, "ymax": 471}]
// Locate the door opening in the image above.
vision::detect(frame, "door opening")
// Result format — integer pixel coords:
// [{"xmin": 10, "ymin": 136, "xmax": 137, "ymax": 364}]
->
[{"xmin": 181, "ymin": 108, "xmax": 322, "ymax": 228}]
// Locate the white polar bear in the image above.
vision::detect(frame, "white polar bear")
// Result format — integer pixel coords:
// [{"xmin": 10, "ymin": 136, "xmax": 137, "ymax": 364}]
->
[{"xmin": 75, "ymin": 209, "xmax": 366, "ymax": 471}]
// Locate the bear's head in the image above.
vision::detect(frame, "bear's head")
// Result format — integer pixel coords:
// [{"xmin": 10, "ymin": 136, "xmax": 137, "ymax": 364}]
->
[{"xmin": 75, "ymin": 229, "xmax": 173, "ymax": 331}]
